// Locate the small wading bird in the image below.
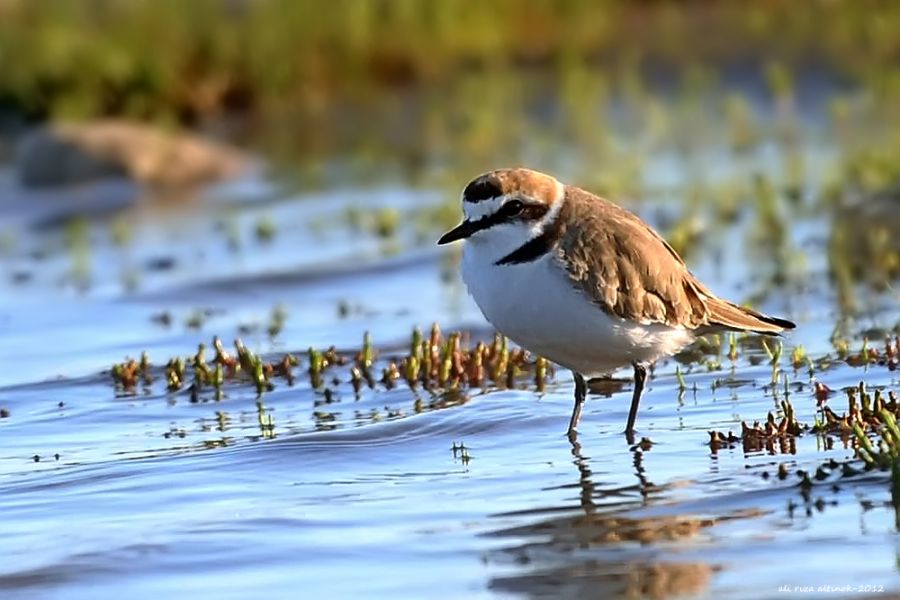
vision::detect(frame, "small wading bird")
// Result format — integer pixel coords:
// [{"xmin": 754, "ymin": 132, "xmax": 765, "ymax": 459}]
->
[{"xmin": 438, "ymin": 168, "xmax": 795, "ymax": 440}]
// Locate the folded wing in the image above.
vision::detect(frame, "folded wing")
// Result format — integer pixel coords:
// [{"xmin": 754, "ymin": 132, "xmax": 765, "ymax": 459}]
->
[{"xmin": 556, "ymin": 186, "xmax": 795, "ymax": 335}]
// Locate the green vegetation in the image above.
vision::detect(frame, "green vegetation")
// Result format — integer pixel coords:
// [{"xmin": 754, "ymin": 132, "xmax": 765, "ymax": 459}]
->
[
  {"xmin": 710, "ymin": 373, "xmax": 900, "ymax": 514},
  {"xmin": 267, "ymin": 303, "xmax": 288, "ymax": 338},
  {"xmin": 106, "ymin": 325, "xmax": 898, "ymax": 497},
  {"xmin": 1, "ymin": 1, "xmax": 898, "ymax": 123},
  {"xmin": 110, "ymin": 325, "xmax": 553, "ymax": 402},
  {"xmin": 709, "ymin": 376, "xmax": 900, "ymax": 453},
  {"xmin": 254, "ymin": 215, "xmax": 277, "ymax": 244},
  {"xmin": 4, "ymin": 2, "xmax": 897, "ymax": 316}
]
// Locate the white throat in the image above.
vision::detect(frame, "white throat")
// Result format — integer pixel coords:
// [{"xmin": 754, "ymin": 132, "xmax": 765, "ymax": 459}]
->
[{"xmin": 461, "ymin": 179, "xmax": 565, "ymax": 266}]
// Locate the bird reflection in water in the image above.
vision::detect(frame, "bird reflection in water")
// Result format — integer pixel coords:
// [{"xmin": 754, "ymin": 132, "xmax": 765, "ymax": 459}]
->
[{"xmin": 486, "ymin": 396, "xmax": 728, "ymax": 600}]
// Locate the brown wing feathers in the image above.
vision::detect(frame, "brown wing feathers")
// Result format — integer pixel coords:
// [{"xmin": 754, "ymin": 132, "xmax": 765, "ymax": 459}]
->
[
  {"xmin": 704, "ymin": 297, "xmax": 796, "ymax": 335},
  {"xmin": 557, "ymin": 186, "xmax": 795, "ymax": 334}
]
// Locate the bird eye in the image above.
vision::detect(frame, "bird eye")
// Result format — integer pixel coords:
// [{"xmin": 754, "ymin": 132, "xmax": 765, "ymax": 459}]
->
[{"xmin": 504, "ymin": 200, "xmax": 524, "ymax": 216}]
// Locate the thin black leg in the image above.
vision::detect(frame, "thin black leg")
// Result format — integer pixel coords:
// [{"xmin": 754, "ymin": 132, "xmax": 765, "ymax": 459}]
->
[
  {"xmin": 625, "ymin": 362, "xmax": 647, "ymax": 441},
  {"xmin": 566, "ymin": 372, "xmax": 587, "ymax": 439}
]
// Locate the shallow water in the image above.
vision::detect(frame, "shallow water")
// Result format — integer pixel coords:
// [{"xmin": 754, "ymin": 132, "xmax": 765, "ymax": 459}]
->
[{"xmin": 1, "ymin": 84, "xmax": 899, "ymax": 599}]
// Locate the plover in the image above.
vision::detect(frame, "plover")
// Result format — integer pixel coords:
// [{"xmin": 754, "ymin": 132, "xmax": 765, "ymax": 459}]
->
[{"xmin": 438, "ymin": 168, "xmax": 795, "ymax": 439}]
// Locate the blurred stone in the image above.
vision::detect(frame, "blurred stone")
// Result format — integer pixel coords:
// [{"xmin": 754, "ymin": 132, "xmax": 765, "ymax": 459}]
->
[{"xmin": 15, "ymin": 120, "xmax": 247, "ymax": 188}]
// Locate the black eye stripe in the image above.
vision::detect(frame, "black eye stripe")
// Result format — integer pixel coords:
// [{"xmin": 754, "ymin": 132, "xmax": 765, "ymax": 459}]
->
[{"xmin": 465, "ymin": 201, "xmax": 550, "ymax": 235}]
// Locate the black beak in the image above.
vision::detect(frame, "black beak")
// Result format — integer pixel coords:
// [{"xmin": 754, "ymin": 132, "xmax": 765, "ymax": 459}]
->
[{"xmin": 437, "ymin": 220, "xmax": 479, "ymax": 245}]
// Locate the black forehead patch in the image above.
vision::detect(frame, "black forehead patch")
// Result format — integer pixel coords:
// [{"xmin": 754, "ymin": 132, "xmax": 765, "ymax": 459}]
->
[{"xmin": 463, "ymin": 177, "xmax": 503, "ymax": 203}]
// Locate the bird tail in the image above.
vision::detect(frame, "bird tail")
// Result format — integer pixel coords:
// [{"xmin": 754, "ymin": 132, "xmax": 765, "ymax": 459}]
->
[{"xmin": 705, "ymin": 299, "xmax": 796, "ymax": 336}]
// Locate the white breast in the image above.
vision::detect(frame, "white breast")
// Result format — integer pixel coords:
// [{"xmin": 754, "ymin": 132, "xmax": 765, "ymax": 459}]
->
[{"xmin": 461, "ymin": 244, "xmax": 694, "ymax": 376}]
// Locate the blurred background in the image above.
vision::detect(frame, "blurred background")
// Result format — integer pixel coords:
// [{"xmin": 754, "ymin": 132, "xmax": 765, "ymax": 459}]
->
[
  {"xmin": 0, "ymin": 1, "xmax": 897, "ymax": 317},
  {"xmin": 1, "ymin": 2, "xmax": 899, "ymax": 598},
  {"xmin": 0, "ymin": 0, "xmax": 897, "ymax": 316}
]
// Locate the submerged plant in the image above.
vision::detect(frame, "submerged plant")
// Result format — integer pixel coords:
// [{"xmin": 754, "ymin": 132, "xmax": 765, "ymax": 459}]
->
[
  {"xmin": 111, "ymin": 325, "xmax": 552, "ymax": 405},
  {"xmin": 710, "ymin": 381, "xmax": 900, "ymax": 459},
  {"xmin": 254, "ymin": 215, "xmax": 277, "ymax": 243},
  {"xmin": 268, "ymin": 304, "xmax": 289, "ymax": 338},
  {"xmin": 110, "ymin": 351, "xmax": 153, "ymax": 395},
  {"xmin": 675, "ymin": 365, "xmax": 687, "ymax": 392}
]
